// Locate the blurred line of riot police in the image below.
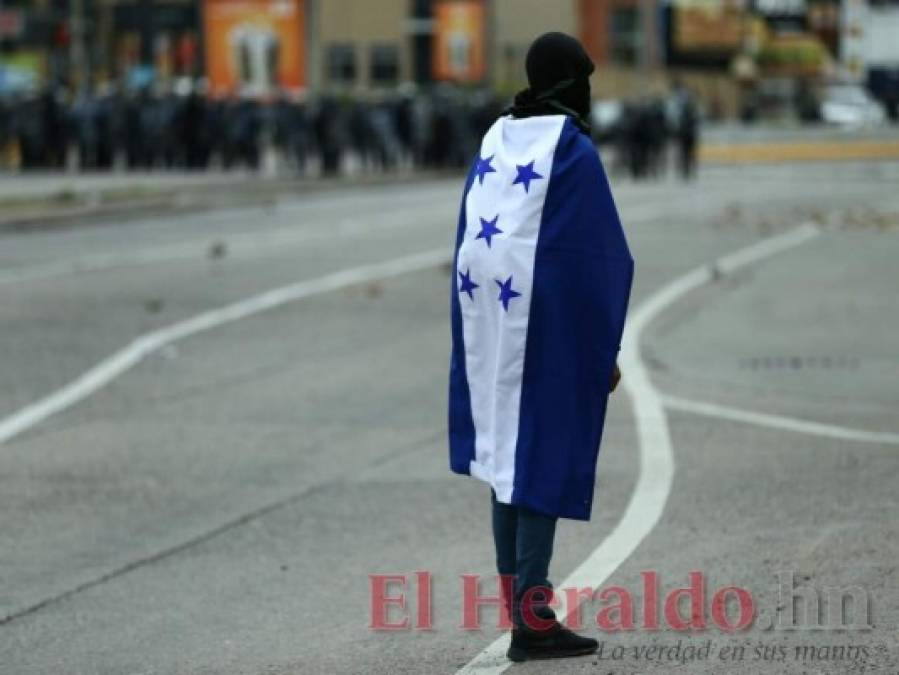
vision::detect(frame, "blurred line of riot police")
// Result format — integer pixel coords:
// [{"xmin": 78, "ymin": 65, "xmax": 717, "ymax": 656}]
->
[
  {"xmin": 0, "ymin": 79, "xmax": 697, "ymax": 180},
  {"xmin": 599, "ymin": 84, "xmax": 700, "ymax": 182},
  {"xmin": 0, "ymin": 81, "xmax": 506, "ymax": 175}
]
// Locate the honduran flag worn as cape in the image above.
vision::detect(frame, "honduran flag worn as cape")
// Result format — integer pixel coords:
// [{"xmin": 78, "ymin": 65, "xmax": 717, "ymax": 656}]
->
[{"xmin": 449, "ymin": 114, "xmax": 633, "ymax": 521}]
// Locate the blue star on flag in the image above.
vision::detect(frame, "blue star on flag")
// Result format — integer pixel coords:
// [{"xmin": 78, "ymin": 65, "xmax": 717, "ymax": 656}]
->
[
  {"xmin": 495, "ymin": 276, "xmax": 522, "ymax": 312},
  {"xmin": 458, "ymin": 268, "xmax": 479, "ymax": 300},
  {"xmin": 474, "ymin": 154, "xmax": 496, "ymax": 185},
  {"xmin": 476, "ymin": 215, "xmax": 503, "ymax": 248},
  {"xmin": 513, "ymin": 161, "xmax": 543, "ymax": 193}
]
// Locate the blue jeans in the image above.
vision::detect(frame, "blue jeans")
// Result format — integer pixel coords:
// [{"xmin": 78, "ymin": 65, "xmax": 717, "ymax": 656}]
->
[{"xmin": 491, "ymin": 491, "xmax": 558, "ymax": 628}]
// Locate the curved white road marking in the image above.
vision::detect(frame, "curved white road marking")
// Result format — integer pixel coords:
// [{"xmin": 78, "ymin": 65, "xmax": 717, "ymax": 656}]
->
[
  {"xmin": 663, "ymin": 395, "xmax": 899, "ymax": 445},
  {"xmin": 455, "ymin": 223, "xmax": 820, "ymax": 674},
  {"xmin": 0, "ymin": 248, "xmax": 451, "ymax": 445},
  {"xmin": 0, "ymin": 207, "xmax": 677, "ymax": 441}
]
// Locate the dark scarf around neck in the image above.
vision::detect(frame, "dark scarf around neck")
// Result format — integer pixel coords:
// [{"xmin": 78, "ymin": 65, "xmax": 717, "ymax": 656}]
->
[{"xmin": 506, "ymin": 77, "xmax": 592, "ymax": 134}]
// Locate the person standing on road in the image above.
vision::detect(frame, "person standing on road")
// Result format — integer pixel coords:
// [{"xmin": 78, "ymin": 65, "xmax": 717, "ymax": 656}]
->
[
  {"xmin": 448, "ymin": 32, "xmax": 633, "ymax": 663},
  {"xmin": 670, "ymin": 80, "xmax": 699, "ymax": 180}
]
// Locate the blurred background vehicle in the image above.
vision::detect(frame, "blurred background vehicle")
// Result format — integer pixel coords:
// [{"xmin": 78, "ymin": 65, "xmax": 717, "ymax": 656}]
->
[
  {"xmin": 590, "ymin": 99, "xmax": 623, "ymax": 144},
  {"xmin": 820, "ymin": 82, "xmax": 887, "ymax": 126}
]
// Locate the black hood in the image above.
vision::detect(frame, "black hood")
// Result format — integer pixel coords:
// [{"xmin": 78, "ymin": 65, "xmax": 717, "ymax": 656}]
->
[{"xmin": 507, "ymin": 32, "xmax": 595, "ymax": 132}]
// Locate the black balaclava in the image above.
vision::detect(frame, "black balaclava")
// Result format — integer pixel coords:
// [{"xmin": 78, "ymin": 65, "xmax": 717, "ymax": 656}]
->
[{"xmin": 508, "ymin": 32, "xmax": 595, "ymax": 132}]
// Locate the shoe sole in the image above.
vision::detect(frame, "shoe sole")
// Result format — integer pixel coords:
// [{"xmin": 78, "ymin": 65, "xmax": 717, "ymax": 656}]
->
[{"xmin": 506, "ymin": 644, "xmax": 598, "ymax": 663}]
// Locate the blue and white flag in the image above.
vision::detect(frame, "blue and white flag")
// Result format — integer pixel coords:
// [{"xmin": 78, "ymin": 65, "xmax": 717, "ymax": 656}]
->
[{"xmin": 448, "ymin": 114, "xmax": 633, "ymax": 521}]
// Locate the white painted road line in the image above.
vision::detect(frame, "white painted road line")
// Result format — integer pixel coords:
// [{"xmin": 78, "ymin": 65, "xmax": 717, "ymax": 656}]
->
[
  {"xmin": 0, "ymin": 205, "xmax": 678, "ymax": 441},
  {"xmin": 0, "ymin": 248, "xmax": 452, "ymax": 445},
  {"xmin": 663, "ymin": 395, "xmax": 899, "ymax": 445},
  {"xmin": 715, "ymin": 222, "xmax": 820, "ymax": 274},
  {"xmin": 455, "ymin": 224, "xmax": 820, "ymax": 674}
]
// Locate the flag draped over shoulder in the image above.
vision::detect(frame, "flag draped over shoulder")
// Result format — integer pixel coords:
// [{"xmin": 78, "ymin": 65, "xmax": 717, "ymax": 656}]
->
[{"xmin": 448, "ymin": 114, "xmax": 633, "ymax": 521}]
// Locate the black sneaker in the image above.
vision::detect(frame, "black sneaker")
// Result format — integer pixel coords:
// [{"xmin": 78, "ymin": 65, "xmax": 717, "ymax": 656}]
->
[{"xmin": 506, "ymin": 622, "xmax": 598, "ymax": 662}]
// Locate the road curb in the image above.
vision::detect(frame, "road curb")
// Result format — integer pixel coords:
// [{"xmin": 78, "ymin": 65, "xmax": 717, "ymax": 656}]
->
[
  {"xmin": 700, "ymin": 138, "xmax": 899, "ymax": 164},
  {"xmin": 0, "ymin": 170, "xmax": 461, "ymax": 233}
]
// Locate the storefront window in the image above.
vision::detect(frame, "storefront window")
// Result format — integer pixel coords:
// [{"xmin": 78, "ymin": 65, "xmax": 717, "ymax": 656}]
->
[
  {"xmin": 326, "ymin": 43, "xmax": 356, "ymax": 84},
  {"xmin": 610, "ymin": 7, "xmax": 641, "ymax": 65},
  {"xmin": 370, "ymin": 44, "xmax": 399, "ymax": 86}
]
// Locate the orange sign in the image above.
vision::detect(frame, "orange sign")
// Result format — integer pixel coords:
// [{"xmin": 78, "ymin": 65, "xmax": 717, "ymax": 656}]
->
[
  {"xmin": 674, "ymin": 1, "xmax": 746, "ymax": 53},
  {"xmin": 203, "ymin": 0, "xmax": 305, "ymax": 96},
  {"xmin": 432, "ymin": 0, "xmax": 486, "ymax": 83}
]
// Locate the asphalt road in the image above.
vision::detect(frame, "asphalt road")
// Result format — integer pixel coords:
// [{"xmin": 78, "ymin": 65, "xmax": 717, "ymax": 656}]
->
[{"xmin": 1, "ymin": 159, "xmax": 898, "ymax": 674}]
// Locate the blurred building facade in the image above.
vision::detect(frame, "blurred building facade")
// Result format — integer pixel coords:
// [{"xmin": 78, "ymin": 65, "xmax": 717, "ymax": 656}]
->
[
  {"xmin": 1, "ymin": 0, "xmax": 897, "ymax": 118},
  {"xmin": 314, "ymin": 0, "xmax": 409, "ymax": 91}
]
